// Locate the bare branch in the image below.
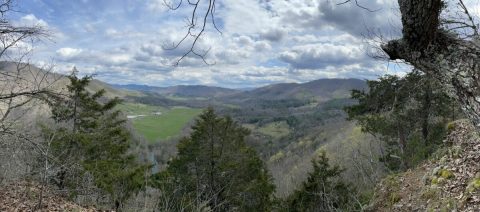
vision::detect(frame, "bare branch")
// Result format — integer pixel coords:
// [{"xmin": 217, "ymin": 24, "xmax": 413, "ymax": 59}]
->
[
  {"xmin": 162, "ymin": 0, "xmax": 221, "ymax": 66},
  {"xmin": 336, "ymin": 0, "xmax": 381, "ymax": 12}
]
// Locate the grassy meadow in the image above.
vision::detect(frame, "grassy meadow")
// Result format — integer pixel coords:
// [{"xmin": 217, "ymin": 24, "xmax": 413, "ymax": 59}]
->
[{"xmin": 118, "ymin": 103, "xmax": 202, "ymax": 142}]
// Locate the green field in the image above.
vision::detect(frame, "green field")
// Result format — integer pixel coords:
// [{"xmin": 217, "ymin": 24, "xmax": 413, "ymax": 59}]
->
[
  {"xmin": 118, "ymin": 103, "xmax": 202, "ymax": 142},
  {"xmin": 257, "ymin": 121, "xmax": 291, "ymax": 139}
]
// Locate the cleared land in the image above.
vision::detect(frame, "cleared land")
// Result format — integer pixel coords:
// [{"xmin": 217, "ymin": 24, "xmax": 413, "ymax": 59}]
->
[
  {"xmin": 118, "ymin": 103, "xmax": 202, "ymax": 142},
  {"xmin": 257, "ymin": 121, "xmax": 291, "ymax": 139}
]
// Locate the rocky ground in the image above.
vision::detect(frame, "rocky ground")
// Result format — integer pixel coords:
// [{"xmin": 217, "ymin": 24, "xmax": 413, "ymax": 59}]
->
[
  {"xmin": 0, "ymin": 181, "xmax": 95, "ymax": 211},
  {"xmin": 369, "ymin": 120, "xmax": 480, "ymax": 211}
]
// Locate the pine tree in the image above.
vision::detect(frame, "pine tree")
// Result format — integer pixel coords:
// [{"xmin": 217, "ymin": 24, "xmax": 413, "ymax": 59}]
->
[
  {"xmin": 154, "ymin": 108, "xmax": 275, "ymax": 211},
  {"xmin": 286, "ymin": 151, "xmax": 356, "ymax": 212},
  {"xmin": 43, "ymin": 69, "xmax": 149, "ymax": 210}
]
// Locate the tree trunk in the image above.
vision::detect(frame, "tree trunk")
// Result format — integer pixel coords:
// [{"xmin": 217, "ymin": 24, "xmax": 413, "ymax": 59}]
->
[
  {"xmin": 382, "ymin": 0, "xmax": 480, "ymax": 130},
  {"xmin": 397, "ymin": 124, "xmax": 407, "ymax": 169},
  {"xmin": 422, "ymin": 80, "xmax": 431, "ymax": 143}
]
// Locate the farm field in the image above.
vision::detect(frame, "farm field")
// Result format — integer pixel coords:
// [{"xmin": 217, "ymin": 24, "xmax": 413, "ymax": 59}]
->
[{"xmin": 118, "ymin": 103, "xmax": 202, "ymax": 142}]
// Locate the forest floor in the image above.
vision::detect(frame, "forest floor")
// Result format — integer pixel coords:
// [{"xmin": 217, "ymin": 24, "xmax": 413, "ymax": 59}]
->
[
  {"xmin": 0, "ymin": 181, "xmax": 94, "ymax": 211},
  {"xmin": 369, "ymin": 120, "xmax": 480, "ymax": 211}
]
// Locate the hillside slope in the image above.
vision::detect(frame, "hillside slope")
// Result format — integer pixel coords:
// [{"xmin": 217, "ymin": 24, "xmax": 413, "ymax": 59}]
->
[
  {"xmin": 0, "ymin": 62, "xmax": 141, "ymax": 99},
  {"xmin": 369, "ymin": 120, "xmax": 480, "ymax": 211},
  {"xmin": 224, "ymin": 78, "xmax": 366, "ymax": 102},
  {"xmin": 113, "ymin": 84, "xmax": 239, "ymax": 98}
]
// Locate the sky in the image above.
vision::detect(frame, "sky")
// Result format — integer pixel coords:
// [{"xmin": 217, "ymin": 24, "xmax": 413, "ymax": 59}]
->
[{"xmin": 8, "ymin": 0, "xmax": 468, "ymax": 88}]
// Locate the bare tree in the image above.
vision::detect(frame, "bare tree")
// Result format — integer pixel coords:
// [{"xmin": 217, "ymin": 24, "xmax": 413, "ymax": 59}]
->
[{"xmin": 0, "ymin": 0, "xmax": 54, "ymax": 136}]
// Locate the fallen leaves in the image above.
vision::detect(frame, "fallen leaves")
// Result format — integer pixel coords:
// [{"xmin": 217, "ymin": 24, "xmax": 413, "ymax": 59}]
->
[{"xmin": 0, "ymin": 181, "xmax": 95, "ymax": 212}]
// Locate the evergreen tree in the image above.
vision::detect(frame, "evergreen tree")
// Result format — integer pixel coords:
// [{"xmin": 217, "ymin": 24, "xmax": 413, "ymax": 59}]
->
[
  {"xmin": 154, "ymin": 108, "xmax": 275, "ymax": 211},
  {"xmin": 286, "ymin": 151, "xmax": 356, "ymax": 212},
  {"xmin": 345, "ymin": 71, "xmax": 459, "ymax": 170},
  {"xmin": 43, "ymin": 70, "xmax": 149, "ymax": 210}
]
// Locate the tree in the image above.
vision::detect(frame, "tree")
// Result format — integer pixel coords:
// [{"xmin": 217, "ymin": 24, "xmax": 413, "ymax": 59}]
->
[
  {"xmin": 0, "ymin": 2, "xmax": 61, "ymax": 206},
  {"xmin": 345, "ymin": 71, "xmax": 458, "ymax": 170},
  {"xmin": 286, "ymin": 151, "xmax": 357, "ymax": 212},
  {"xmin": 376, "ymin": 0, "xmax": 480, "ymax": 131},
  {"xmin": 0, "ymin": 0, "xmax": 53, "ymax": 136},
  {"xmin": 42, "ymin": 70, "xmax": 149, "ymax": 211},
  {"xmin": 153, "ymin": 108, "xmax": 275, "ymax": 211}
]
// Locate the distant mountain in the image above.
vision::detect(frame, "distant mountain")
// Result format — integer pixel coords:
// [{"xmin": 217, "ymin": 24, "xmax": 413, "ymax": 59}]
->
[
  {"xmin": 114, "ymin": 78, "xmax": 367, "ymax": 103},
  {"xmin": 223, "ymin": 78, "xmax": 367, "ymax": 102},
  {"xmin": 87, "ymin": 80, "xmax": 145, "ymax": 99},
  {"xmin": 112, "ymin": 84, "xmax": 239, "ymax": 98},
  {"xmin": 0, "ymin": 61, "xmax": 144, "ymax": 100}
]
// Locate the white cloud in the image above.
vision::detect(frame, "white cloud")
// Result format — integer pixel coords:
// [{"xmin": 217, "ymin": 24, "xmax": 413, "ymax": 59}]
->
[
  {"xmin": 21, "ymin": 0, "xmax": 415, "ymax": 87},
  {"xmin": 279, "ymin": 43, "xmax": 366, "ymax": 69},
  {"xmin": 19, "ymin": 14, "xmax": 48, "ymax": 27},
  {"xmin": 56, "ymin": 47, "xmax": 83, "ymax": 59},
  {"xmin": 146, "ymin": 0, "xmax": 169, "ymax": 12}
]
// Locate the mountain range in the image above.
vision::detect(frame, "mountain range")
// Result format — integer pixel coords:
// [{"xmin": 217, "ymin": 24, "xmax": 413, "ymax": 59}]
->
[{"xmin": 112, "ymin": 78, "xmax": 367, "ymax": 101}]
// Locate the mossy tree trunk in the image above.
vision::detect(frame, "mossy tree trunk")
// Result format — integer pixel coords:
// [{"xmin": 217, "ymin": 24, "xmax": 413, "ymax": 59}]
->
[{"xmin": 382, "ymin": 0, "xmax": 480, "ymax": 130}]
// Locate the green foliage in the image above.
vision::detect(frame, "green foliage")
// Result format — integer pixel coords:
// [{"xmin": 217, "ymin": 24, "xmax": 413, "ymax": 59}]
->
[
  {"xmin": 153, "ymin": 108, "xmax": 275, "ymax": 211},
  {"xmin": 285, "ymin": 151, "xmax": 358, "ymax": 211},
  {"xmin": 467, "ymin": 178, "xmax": 480, "ymax": 193},
  {"xmin": 345, "ymin": 71, "xmax": 459, "ymax": 171},
  {"xmin": 438, "ymin": 169, "xmax": 454, "ymax": 179},
  {"xmin": 43, "ymin": 70, "xmax": 149, "ymax": 210}
]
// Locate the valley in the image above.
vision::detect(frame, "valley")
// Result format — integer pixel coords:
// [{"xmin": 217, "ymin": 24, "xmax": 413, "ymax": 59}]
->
[
  {"xmin": 110, "ymin": 78, "xmax": 383, "ymax": 196},
  {"xmin": 114, "ymin": 78, "xmax": 367, "ymax": 143},
  {"xmin": 1, "ymin": 0, "xmax": 479, "ymax": 210}
]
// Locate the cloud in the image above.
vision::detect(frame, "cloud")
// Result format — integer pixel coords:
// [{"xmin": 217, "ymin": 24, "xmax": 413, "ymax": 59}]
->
[
  {"xmin": 20, "ymin": 0, "xmax": 411, "ymax": 88},
  {"xmin": 56, "ymin": 47, "xmax": 135, "ymax": 67},
  {"xmin": 146, "ymin": 0, "xmax": 170, "ymax": 12},
  {"xmin": 260, "ymin": 28, "xmax": 287, "ymax": 42},
  {"xmin": 316, "ymin": 0, "xmax": 401, "ymax": 37},
  {"xmin": 279, "ymin": 43, "xmax": 367, "ymax": 69},
  {"xmin": 19, "ymin": 14, "xmax": 48, "ymax": 27},
  {"xmin": 56, "ymin": 47, "xmax": 83, "ymax": 59}
]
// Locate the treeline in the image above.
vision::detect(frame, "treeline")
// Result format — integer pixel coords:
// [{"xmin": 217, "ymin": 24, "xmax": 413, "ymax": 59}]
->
[
  {"xmin": 16, "ymin": 73, "xmax": 360, "ymax": 211},
  {"xmin": 151, "ymin": 108, "xmax": 361, "ymax": 211},
  {"xmin": 69, "ymin": 70, "xmax": 463, "ymax": 211},
  {"xmin": 2, "ymin": 69, "xmax": 461, "ymax": 211}
]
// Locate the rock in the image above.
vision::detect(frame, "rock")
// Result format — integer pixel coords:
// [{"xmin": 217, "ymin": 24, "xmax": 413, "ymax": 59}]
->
[
  {"xmin": 433, "ymin": 166, "xmax": 442, "ymax": 175},
  {"xmin": 422, "ymin": 173, "xmax": 430, "ymax": 185},
  {"xmin": 437, "ymin": 177, "xmax": 446, "ymax": 185}
]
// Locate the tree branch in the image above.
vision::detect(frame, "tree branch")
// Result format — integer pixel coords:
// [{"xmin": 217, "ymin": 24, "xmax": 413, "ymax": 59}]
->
[{"xmin": 162, "ymin": 0, "xmax": 220, "ymax": 66}]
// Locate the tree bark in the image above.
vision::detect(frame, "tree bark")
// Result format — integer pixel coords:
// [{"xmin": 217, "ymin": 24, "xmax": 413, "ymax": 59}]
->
[{"xmin": 382, "ymin": 0, "xmax": 480, "ymax": 130}]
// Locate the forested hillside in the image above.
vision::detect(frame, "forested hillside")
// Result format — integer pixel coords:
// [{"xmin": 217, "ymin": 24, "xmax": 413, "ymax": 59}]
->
[
  {"xmin": 0, "ymin": 61, "xmax": 382, "ymax": 210},
  {"xmin": 0, "ymin": 55, "xmax": 473, "ymax": 211},
  {"xmin": 1, "ymin": 0, "xmax": 480, "ymax": 211}
]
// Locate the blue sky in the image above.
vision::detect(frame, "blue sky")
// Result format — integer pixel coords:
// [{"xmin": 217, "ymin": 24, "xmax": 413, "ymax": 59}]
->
[{"xmin": 13, "ymin": 0, "xmax": 415, "ymax": 88}]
